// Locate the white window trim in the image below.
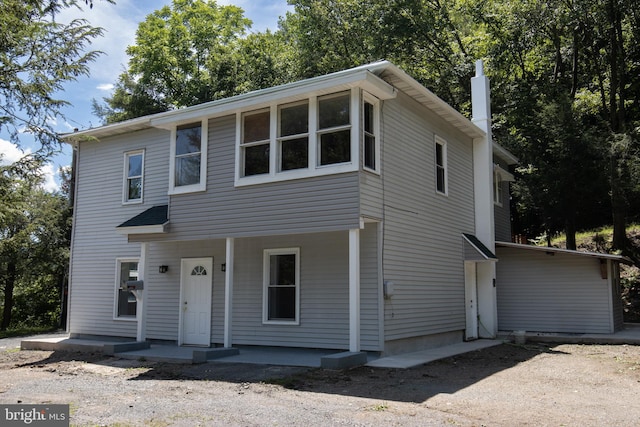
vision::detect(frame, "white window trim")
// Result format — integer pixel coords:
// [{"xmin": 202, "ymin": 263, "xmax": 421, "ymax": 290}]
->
[
  {"xmin": 435, "ymin": 136, "xmax": 448, "ymax": 196},
  {"xmin": 262, "ymin": 247, "xmax": 300, "ymax": 325},
  {"xmin": 169, "ymin": 119, "xmax": 208, "ymax": 195},
  {"xmin": 114, "ymin": 257, "xmax": 139, "ymax": 321},
  {"xmin": 122, "ymin": 149, "xmax": 145, "ymax": 205},
  {"xmin": 235, "ymin": 88, "xmax": 360, "ymax": 187},
  {"xmin": 277, "ymin": 99, "xmax": 310, "ymax": 173},
  {"xmin": 362, "ymin": 92, "xmax": 380, "ymax": 174}
]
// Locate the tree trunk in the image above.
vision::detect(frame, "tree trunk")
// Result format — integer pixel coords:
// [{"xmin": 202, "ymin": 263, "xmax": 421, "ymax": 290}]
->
[
  {"xmin": 565, "ymin": 220, "xmax": 577, "ymax": 250},
  {"xmin": 1, "ymin": 261, "xmax": 17, "ymax": 330}
]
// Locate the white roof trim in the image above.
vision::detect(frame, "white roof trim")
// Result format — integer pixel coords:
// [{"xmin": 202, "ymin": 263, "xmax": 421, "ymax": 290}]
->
[
  {"xmin": 115, "ymin": 223, "xmax": 167, "ymax": 235},
  {"xmin": 496, "ymin": 241, "xmax": 631, "ymax": 263},
  {"xmin": 494, "ymin": 164, "xmax": 515, "ymax": 182},
  {"xmin": 493, "ymin": 142, "xmax": 519, "ymax": 165},
  {"xmin": 60, "ymin": 60, "xmax": 489, "ymax": 142}
]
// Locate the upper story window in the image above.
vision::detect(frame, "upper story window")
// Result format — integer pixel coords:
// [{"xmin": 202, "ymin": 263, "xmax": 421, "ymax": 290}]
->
[
  {"xmin": 318, "ymin": 92, "xmax": 351, "ymax": 166},
  {"xmin": 279, "ymin": 101, "xmax": 309, "ymax": 171},
  {"xmin": 435, "ymin": 136, "xmax": 448, "ymax": 195},
  {"xmin": 241, "ymin": 109, "xmax": 270, "ymax": 176},
  {"xmin": 123, "ymin": 150, "xmax": 144, "ymax": 204},
  {"xmin": 236, "ymin": 89, "xmax": 359, "ymax": 186},
  {"xmin": 363, "ymin": 95, "xmax": 379, "ymax": 172},
  {"xmin": 170, "ymin": 120, "xmax": 208, "ymax": 194}
]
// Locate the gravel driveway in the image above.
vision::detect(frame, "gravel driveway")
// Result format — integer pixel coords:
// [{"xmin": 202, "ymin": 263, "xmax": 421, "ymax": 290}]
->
[{"xmin": 1, "ymin": 337, "xmax": 640, "ymax": 426}]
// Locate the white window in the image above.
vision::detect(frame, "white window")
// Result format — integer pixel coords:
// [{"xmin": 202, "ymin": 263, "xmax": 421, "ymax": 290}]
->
[
  {"xmin": 236, "ymin": 89, "xmax": 358, "ymax": 186},
  {"xmin": 363, "ymin": 94, "xmax": 379, "ymax": 172},
  {"xmin": 263, "ymin": 248, "xmax": 300, "ymax": 324},
  {"xmin": 123, "ymin": 150, "xmax": 144, "ymax": 204},
  {"xmin": 114, "ymin": 258, "xmax": 139, "ymax": 320},
  {"xmin": 435, "ymin": 137, "xmax": 448, "ymax": 195},
  {"xmin": 241, "ymin": 109, "xmax": 270, "ymax": 176},
  {"xmin": 169, "ymin": 120, "xmax": 208, "ymax": 194},
  {"xmin": 278, "ymin": 100, "xmax": 309, "ymax": 172},
  {"xmin": 317, "ymin": 92, "xmax": 351, "ymax": 166}
]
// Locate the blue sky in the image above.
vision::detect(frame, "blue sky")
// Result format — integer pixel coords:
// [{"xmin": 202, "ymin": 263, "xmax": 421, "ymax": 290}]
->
[{"xmin": 0, "ymin": 0, "xmax": 291, "ymax": 191}]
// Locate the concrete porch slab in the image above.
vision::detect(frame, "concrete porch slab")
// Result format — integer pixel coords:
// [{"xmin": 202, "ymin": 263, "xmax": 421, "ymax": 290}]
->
[
  {"xmin": 21, "ymin": 336, "xmax": 135, "ymax": 353},
  {"xmin": 321, "ymin": 351, "xmax": 368, "ymax": 369},
  {"xmin": 366, "ymin": 339, "xmax": 504, "ymax": 369}
]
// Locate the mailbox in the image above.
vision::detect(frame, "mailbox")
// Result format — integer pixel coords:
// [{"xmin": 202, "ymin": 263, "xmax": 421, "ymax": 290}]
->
[{"xmin": 125, "ymin": 280, "xmax": 144, "ymax": 290}]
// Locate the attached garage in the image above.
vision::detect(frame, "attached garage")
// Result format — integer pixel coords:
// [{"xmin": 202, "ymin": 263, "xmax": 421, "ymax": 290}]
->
[{"xmin": 496, "ymin": 242, "xmax": 627, "ymax": 334}]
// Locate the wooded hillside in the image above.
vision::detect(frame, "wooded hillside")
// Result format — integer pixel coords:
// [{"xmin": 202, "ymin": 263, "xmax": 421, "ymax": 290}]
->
[{"xmin": 94, "ymin": 0, "xmax": 640, "ymax": 261}]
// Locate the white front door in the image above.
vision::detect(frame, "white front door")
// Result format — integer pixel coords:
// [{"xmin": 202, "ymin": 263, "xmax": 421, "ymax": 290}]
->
[
  {"xmin": 180, "ymin": 258, "xmax": 213, "ymax": 346},
  {"xmin": 464, "ymin": 261, "xmax": 478, "ymax": 340}
]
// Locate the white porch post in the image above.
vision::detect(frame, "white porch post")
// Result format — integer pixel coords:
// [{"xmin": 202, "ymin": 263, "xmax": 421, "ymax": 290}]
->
[
  {"xmin": 136, "ymin": 242, "xmax": 149, "ymax": 342},
  {"xmin": 224, "ymin": 237, "xmax": 234, "ymax": 348},
  {"xmin": 349, "ymin": 228, "xmax": 361, "ymax": 352},
  {"xmin": 471, "ymin": 60, "xmax": 497, "ymax": 338}
]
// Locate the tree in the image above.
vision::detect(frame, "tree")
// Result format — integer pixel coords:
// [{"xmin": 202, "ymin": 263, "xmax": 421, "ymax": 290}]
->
[
  {"xmin": 0, "ymin": 157, "xmax": 72, "ymax": 330},
  {"xmin": 472, "ymin": 0, "xmax": 640, "ymax": 251},
  {"xmin": 95, "ymin": 0, "xmax": 283, "ymax": 122},
  {"xmin": 0, "ymin": 0, "xmax": 108, "ymax": 156}
]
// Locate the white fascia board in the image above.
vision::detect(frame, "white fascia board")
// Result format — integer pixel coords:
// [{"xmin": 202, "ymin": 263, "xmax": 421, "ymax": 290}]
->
[
  {"xmin": 494, "ymin": 164, "xmax": 515, "ymax": 182},
  {"xmin": 150, "ymin": 69, "xmax": 396, "ymax": 130},
  {"xmin": 493, "ymin": 142, "xmax": 519, "ymax": 165},
  {"xmin": 496, "ymin": 241, "xmax": 631, "ymax": 263},
  {"xmin": 115, "ymin": 223, "xmax": 167, "ymax": 235},
  {"xmin": 60, "ymin": 116, "xmax": 153, "ymax": 143},
  {"xmin": 381, "ymin": 61, "xmax": 486, "ymax": 140}
]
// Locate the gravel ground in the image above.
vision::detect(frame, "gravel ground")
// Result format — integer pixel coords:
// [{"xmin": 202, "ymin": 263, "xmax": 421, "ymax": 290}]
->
[{"xmin": 1, "ymin": 337, "xmax": 640, "ymax": 426}]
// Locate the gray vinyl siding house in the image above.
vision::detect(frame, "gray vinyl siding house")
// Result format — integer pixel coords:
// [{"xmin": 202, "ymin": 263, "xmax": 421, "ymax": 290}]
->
[{"xmin": 64, "ymin": 60, "xmax": 626, "ymax": 358}]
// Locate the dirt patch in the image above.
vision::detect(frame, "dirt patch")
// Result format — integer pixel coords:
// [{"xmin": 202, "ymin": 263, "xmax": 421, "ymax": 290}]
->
[{"xmin": 1, "ymin": 342, "xmax": 640, "ymax": 426}]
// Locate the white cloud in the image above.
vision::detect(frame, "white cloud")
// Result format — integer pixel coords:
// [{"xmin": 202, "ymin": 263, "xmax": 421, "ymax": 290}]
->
[
  {"xmin": 0, "ymin": 138, "xmax": 60, "ymax": 192},
  {"xmin": 0, "ymin": 138, "xmax": 30, "ymax": 164},
  {"xmin": 97, "ymin": 83, "xmax": 115, "ymax": 91}
]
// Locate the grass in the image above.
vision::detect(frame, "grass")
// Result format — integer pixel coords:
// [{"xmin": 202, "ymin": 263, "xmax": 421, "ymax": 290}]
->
[
  {"xmin": 0, "ymin": 326, "xmax": 60, "ymax": 340},
  {"xmin": 546, "ymin": 224, "xmax": 640, "ymax": 249}
]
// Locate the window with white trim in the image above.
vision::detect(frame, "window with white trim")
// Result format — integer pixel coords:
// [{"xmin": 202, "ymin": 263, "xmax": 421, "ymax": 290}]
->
[
  {"xmin": 278, "ymin": 100, "xmax": 309, "ymax": 171},
  {"xmin": 435, "ymin": 137, "xmax": 448, "ymax": 195},
  {"xmin": 114, "ymin": 258, "xmax": 139, "ymax": 319},
  {"xmin": 318, "ymin": 92, "xmax": 351, "ymax": 166},
  {"xmin": 263, "ymin": 248, "xmax": 300, "ymax": 324},
  {"xmin": 170, "ymin": 120, "xmax": 207, "ymax": 194},
  {"xmin": 123, "ymin": 150, "xmax": 144, "ymax": 204},
  {"xmin": 363, "ymin": 95, "xmax": 379, "ymax": 172},
  {"xmin": 237, "ymin": 90, "xmax": 356, "ymax": 184},
  {"xmin": 241, "ymin": 109, "xmax": 270, "ymax": 176}
]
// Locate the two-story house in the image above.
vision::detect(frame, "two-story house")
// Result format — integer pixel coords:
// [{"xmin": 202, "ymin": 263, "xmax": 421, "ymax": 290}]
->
[{"xmin": 62, "ymin": 60, "xmax": 626, "ymax": 363}]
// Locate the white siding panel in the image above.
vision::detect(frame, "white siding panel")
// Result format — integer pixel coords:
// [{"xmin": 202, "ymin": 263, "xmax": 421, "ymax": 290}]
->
[
  {"xmin": 380, "ymin": 91, "xmax": 475, "ymax": 342},
  {"xmin": 496, "ymin": 247, "xmax": 614, "ymax": 334},
  {"xmin": 69, "ymin": 128, "xmax": 170, "ymax": 337}
]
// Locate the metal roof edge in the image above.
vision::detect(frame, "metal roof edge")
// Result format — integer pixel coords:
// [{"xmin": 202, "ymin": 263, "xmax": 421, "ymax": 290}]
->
[{"xmin": 496, "ymin": 241, "xmax": 632, "ymax": 263}]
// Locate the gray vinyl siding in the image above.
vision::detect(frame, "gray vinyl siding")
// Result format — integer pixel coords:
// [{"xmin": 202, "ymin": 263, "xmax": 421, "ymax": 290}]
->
[
  {"xmin": 494, "ymin": 180, "xmax": 511, "ymax": 241},
  {"xmin": 142, "ymin": 229, "xmax": 380, "ymax": 349},
  {"xmin": 493, "ymin": 157, "xmax": 512, "ymax": 242},
  {"xmin": 611, "ymin": 262, "xmax": 624, "ymax": 331},
  {"xmin": 144, "ymin": 240, "xmax": 226, "ymax": 342},
  {"xmin": 69, "ymin": 128, "xmax": 170, "ymax": 337},
  {"xmin": 496, "ymin": 247, "xmax": 615, "ymax": 334},
  {"xmin": 360, "ymin": 223, "xmax": 381, "ymax": 349},
  {"xmin": 136, "ymin": 115, "xmax": 360, "ymax": 243},
  {"xmin": 380, "ymin": 91, "xmax": 476, "ymax": 342},
  {"xmin": 230, "ymin": 230, "xmax": 379, "ymax": 350}
]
